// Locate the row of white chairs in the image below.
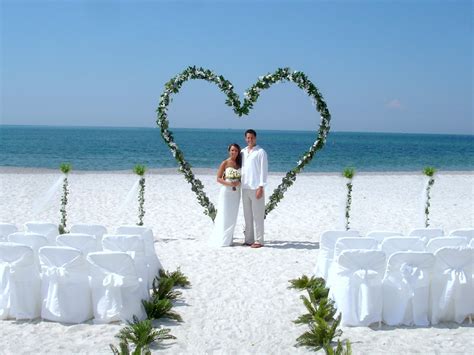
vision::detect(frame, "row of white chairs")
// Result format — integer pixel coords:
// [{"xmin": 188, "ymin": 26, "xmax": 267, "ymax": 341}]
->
[
  {"xmin": 0, "ymin": 222, "xmax": 156, "ymax": 246},
  {"xmin": 8, "ymin": 233, "xmax": 161, "ymax": 288},
  {"xmin": 366, "ymin": 228, "xmax": 474, "ymax": 244},
  {"xmin": 0, "ymin": 243, "xmax": 149, "ymax": 324},
  {"xmin": 0, "ymin": 223, "xmax": 162, "ymax": 287},
  {"xmin": 324, "ymin": 236, "xmax": 473, "ymax": 287},
  {"xmin": 315, "ymin": 229, "xmax": 474, "ymax": 282},
  {"xmin": 329, "ymin": 247, "xmax": 473, "ymax": 327}
]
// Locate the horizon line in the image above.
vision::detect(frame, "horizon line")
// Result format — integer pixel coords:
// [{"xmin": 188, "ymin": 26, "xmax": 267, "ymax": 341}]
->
[{"xmin": 1, "ymin": 123, "xmax": 473, "ymax": 137}]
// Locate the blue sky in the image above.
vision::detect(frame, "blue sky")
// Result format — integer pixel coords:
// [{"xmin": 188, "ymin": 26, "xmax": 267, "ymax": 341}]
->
[{"xmin": 1, "ymin": 0, "xmax": 472, "ymax": 134}]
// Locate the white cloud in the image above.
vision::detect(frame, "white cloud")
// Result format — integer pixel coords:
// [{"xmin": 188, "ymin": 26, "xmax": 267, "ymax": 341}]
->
[{"xmin": 386, "ymin": 99, "xmax": 403, "ymax": 110}]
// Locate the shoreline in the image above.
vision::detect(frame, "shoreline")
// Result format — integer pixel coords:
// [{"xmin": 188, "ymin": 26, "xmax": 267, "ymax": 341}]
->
[{"xmin": 0, "ymin": 166, "xmax": 473, "ymax": 176}]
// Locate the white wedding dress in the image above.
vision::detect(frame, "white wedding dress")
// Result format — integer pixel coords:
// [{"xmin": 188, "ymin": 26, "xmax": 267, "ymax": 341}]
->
[{"xmin": 208, "ymin": 167, "xmax": 241, "ymax": 247}]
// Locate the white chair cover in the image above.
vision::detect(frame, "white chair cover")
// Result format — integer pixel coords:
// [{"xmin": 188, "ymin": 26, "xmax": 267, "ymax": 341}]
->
[
  {"xmin": 0, "ymin": 223, "xmax": 18, "ymax": 242},
  {"xmin": 116, "ymin": 225, "xmax": 162, "ymax": 283},
  {"xmin": 25, "ymin": 222, "xmax": 59, "ymax": 245},
  {"xmin": 408, "ymin": 228, "xmax": 444, "ymax": 244},
  {"xmin": 426, "ymin": 237, "xmax": 468, "ymax": 254},
  {"xmin": 327, "ymin": 237, "xmax": 378, "ymax": 288},
  {"xmin": 39, "ymin": 246, "xmax": 92, "ymax": 323},
  {"xmin": 56, "ymin": 233, "xmax": 98, "ymax": 256},
  {"xmin": 102, "ymin": 235, "xmax": 149, "ymax": 289},
  {"xmin": 333, "ymin": 237, "xmax": 378, "ymax": 261},
  {"xmin": 430, "ymin": 247, "xmax": 473, "ymax": 324},
  {"xmin": 469, "ymin": 239, "xmax": 474, "ymax": 248},
  {"xmin": 449, "ymin": 228, "xmax": 474, "ymax": 242},
  {"xmin": 381, "ymin": 237, "xmax": 425, "ymax": 259},
  {"xmin": 7, "ymin": 232, "xmax": 48, "ymax": 270},
  {"xmin": 314, "ymin": 230, "xmax": 360, "ymax": 280},
  {"xmin": 87, "ymin": 251, "xmax": 146, "ymax": 323},
  {"xmin": 70, "ymin": 224, "xmax": 107, "ymax": 250},
  {"xmin": 331, "ymin": 250, "xmax": 386, "ymax": 326},
  {"xmin": 365, "ymin": 231, "xmax": 403, "ymax": 245},
  {"xmin": 0, "ymin": 242, "xmax": 41, "ymax": 320},
  {"xmin": 382, "ymin": 252, "xmax": 435, "ymax": 326}
]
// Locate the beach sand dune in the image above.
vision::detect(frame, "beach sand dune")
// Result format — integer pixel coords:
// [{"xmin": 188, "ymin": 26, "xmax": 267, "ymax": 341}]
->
[{"xmin": 0, "ymin": 171, "xmax": 473, "ymax": 354}]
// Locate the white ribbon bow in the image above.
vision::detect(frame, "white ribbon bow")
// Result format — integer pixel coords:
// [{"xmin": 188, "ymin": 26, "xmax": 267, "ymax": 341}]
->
[
  {"xmin": 439, "ymin": 267, "xmax": 468, "ymax": 310},
  {"xmin": 98, "ymin": 272, "xmax": 128, "ymax": 320},
  {"xmin": 0, "ymin": 264, "xmax": 14, "ymax": 314},
  {"xmin": 0, "ymin": 256, "xmax": 33, "ymax": 317},
  {"xmin": 352, "ymin": 269, "xmax": 380, "ymax": 322},
  {"xmin": 44, "ymin": 266, "xmax": 68, "ymax": 317}
]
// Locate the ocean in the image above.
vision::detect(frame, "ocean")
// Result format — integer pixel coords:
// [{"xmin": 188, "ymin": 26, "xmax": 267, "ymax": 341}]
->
[{"xmin": 0, "ymin": 125, "xmax": 472, "ymax": 172}]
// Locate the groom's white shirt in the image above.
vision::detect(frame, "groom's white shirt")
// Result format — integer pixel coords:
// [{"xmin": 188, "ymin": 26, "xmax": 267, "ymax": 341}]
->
[{"xmin": 241, "ymin": 145, "xmax": 268, "ymax": 189}]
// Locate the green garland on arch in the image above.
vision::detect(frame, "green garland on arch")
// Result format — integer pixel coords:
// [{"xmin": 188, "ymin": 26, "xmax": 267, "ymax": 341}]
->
[{"xmin": 156, "ymin": 66, "xmax": 332, "ymax": 221}]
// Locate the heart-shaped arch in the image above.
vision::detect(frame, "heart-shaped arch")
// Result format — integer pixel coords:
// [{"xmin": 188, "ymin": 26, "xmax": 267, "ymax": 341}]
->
[{"xmin": 157, "ymin": 66, "xmax": 331, "ymax": 221}]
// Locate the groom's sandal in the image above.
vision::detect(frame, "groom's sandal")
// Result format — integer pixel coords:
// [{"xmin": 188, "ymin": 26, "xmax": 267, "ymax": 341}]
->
[
  {"xmin": 243, "ymin": 242, "xmax": 253, "ymax": 246},
  {"xmin": 250, "ymin": 243, "xmax": 263, "ymax": 248}
]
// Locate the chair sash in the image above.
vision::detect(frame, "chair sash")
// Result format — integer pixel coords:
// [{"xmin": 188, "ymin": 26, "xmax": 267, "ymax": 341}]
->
[
  {"xmin": 439, "ymin": 267, "xmax": 469, "ymax": 311},
  {"xmin": 94, "ymin": 269, "xmax": 140, "ymax": 320},
  {"xmin": 336, "ymin": 265, "xmax": 381, "ymax": 323},
  {"xmin": 42, "ymin": 254, "xmax": 84, "ymax": 318},
  {"xmin": 389, "ymin": 263, "xmax": 430, "ymax": 324},
  {"xmin": 0, "ymin": 254, "xmax": 34, "ymax": 317}
]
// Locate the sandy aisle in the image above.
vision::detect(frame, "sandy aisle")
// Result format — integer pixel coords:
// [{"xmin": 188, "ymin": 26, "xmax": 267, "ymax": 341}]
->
[{"xmin": 0, "ymin": 170, "xmax": 473, "ymax": 354}]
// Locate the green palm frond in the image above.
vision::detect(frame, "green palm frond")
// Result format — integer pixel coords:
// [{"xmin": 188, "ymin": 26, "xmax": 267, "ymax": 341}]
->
[
  {"xmin": 301, "ymin": 295, "xmax": 317, "ymax": 316},
  {"xmin": 293, "ymin": 313, "xmax": 314, "ymax": 325},
  {"xmin": 159, "ymin": 267, "xmax": 191, "ymax": 287},
  {"xmin": 151, "ymin": 276, "xmax": 182, "ymax": 300},
  {"xmin": 342, "ymin": 167, "xmax": 354, "ymax": 179},
  {"xmin": 288, "ymin": 275, "xmax": 326, "ymax": 291},
  {"xmin": 133, "ymin": 164, "xmax": 146, "ymax": 176},
  {"xmin": 142, "ymin": 298, "xmax": 183, "ymax": 322},
  {"xmin": 423, "ymin": 166, "xmax": 436, "ymax": 177},
  {"xmin": 328, "ymin": 339, "xmax": 352, "ymax": 355},
  {"xmin": 116, "ymin": 316, "xmax": 175, "ymax": 352},
  {"xmin": 60, "ymin": 163, "xmax": 72, "ymax": 174},
  {"xmin": 110, "ymin": 340, "xmax": 133, "ymax": 355},
  {"xmin": 291, "ymin": 273, "xmax": 351, "ymax": 354},
  {"xmin": 307, "ymin": 284, "xmax": 330, "ymax": 304},
  {"xmin": 314, "ymin": 298, "xmax": 338, "ymax": 323}
]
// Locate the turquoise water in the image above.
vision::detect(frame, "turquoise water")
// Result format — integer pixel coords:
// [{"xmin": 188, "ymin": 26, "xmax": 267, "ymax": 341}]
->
[{"xmin": 0, "ymin": 125, "xmax": 472, "ymax": 172}]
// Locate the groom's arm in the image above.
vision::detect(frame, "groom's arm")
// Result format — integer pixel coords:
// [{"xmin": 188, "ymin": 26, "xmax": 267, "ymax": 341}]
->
[{"xmin": 256, "ymin": 150, "xmax": 268, "ymax": 199}]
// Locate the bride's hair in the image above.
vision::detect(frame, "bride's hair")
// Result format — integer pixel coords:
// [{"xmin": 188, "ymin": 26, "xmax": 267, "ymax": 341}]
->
[{"xmin": 228, "ymin": 143, "xmax": 242, "ymax": 168}]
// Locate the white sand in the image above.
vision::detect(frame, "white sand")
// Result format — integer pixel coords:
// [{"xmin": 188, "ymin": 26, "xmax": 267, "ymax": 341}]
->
[{"xmin": 0, "ymin": 170, "xmax": 473, "ymax": 354}]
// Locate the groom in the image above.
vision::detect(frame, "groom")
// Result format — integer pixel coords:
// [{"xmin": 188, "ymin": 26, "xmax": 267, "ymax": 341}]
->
[{"xmin": 241, "ymin": 129, "xmax": 268, "ymax": 248}]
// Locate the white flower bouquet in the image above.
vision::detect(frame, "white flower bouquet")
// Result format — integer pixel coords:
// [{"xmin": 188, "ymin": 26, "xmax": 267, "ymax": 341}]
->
[{"xmin": 226, "ymin": 168, "xmax": 241, "ymax": 191}]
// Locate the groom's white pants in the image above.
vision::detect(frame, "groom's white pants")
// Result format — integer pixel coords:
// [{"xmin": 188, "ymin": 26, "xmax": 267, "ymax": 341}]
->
[{"xmin": 242, "ymin": 188, "xmax": 265, "ymax": 245}]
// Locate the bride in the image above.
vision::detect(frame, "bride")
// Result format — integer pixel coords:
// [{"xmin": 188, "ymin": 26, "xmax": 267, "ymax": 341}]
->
[{"xmin": 208, "ymin": 143, "xmax": 242, "ymax": 247}]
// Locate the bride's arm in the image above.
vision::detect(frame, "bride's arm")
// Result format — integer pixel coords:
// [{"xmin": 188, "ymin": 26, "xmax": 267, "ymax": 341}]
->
[{"xmin": 216, "ymin": 161, "xmax": 232, "ymax": 187}]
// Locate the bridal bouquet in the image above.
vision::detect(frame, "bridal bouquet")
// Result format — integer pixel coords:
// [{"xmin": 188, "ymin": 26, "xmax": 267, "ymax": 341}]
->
[{"xmin": 226, "ymin": 168, "xmax": 241, "ymax": 191}]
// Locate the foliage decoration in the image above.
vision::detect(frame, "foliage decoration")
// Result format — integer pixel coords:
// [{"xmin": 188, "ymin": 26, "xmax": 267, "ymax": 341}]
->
[
  {"xmin": 133, "ymin": 165, "xmax": 146, "ymax": 226},
  {"xmin": 423, "ymin": 166, "xmax": 436, "ymax": 227},
  {"xmin": 289, "ymin": 275, "xmax": 351, "ymax": 354},
  {"xmin": 157, "ymin": 66, "xmax": 332, "ymax": 221},
  {"xmin": 58, "ymin": 163, "xmax": 72, "ymax": 234},
  {"xmin": 110, "ymin": 267, "xmax": 189, "ymax": 354},
  {"xmin": 158, "ymin": 267, "xmax": 191, "ymax": 288},
  {"xmin": 342, "ymin": 168, "xmax": 354, "ymax": 231},
  {"xmin": 110, "ymin": 316, "xmax": 175, "ymax": 355},
  {"xmin": 141, "ymin": 270, "xmax": 187, "ymax": 322}
]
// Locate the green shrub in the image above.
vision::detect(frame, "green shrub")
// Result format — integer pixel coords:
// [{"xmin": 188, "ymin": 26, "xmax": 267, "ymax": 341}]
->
[
  {"xmin": 110, "ymin": 316, "xmax": 175, "ymax": 354},
  {"xmin": 290, "ymin": 275, "xmax": 351, "ymax": 354}
]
